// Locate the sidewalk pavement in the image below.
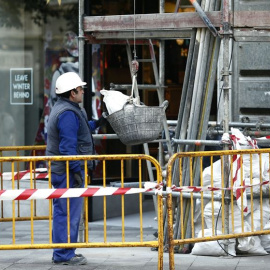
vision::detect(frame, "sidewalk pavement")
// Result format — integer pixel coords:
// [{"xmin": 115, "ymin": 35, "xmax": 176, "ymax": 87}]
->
[{"xmin": 0, "ymin": 211, "xmax": 270, "ymax": 270}]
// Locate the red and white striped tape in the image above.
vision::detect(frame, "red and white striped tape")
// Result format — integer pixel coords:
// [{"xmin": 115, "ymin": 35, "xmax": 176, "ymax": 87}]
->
[
  {"xmin": 168, "ymin": 180, "xmax": 269, "ymax": 193},
  {"xmin": 0, "ymin": 182, "xmax": 163, "ymax": 201},
  {"xmin": 0, "ymin": 168, "xmax": 48, "ymax": 181},
  {"xmin": 256, "ymin": 136, "xmax": 270, "ymax": 140},
  {"xmin": 221, "ymin": 128, "xmax": 260, "ymax": 214},
  {"xmin": 0, "ymin": 187, "xmax": 147, "ymax": 201},
  {"xmin": 0, "ymin": 179, "xmax": 269, "ymax": 201}
]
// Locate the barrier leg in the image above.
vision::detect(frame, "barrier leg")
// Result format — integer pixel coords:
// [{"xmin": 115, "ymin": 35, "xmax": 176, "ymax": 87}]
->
[
  {"xmin": 167, "ymin": 192, "xmax": 175, "ymax": 270},
  {"xmin": 157, "ymin": 194, "xmax": 164, "ymax": 270},
  {"xmin": 78, "ymin": 203, "xmax": 85, "ymax": 242}
]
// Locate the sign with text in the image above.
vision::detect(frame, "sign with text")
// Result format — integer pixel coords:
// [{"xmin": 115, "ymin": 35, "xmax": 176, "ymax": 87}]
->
[{"xmin": 10, "ymin": 68, "xmax": 33, "ymax": 105}]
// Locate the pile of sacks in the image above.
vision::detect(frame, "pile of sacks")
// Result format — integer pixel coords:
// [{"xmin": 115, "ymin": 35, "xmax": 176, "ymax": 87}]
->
[{"xmin": 191, "ymin": 128, "xmax": 270, "ymax": 256}]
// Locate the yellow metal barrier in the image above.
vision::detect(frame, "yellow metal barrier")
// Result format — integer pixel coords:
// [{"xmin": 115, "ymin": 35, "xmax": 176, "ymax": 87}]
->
[
  {"xmin": 0, "ymin": 146, "xmax": 46, "ymax": 222},
  {"xmin": 166, "ymin": 148, "xmax": 270, "ymax": 270},
  {"xmin": 0, "ymin": 154, "xmax": 164, "ymax": 270}
]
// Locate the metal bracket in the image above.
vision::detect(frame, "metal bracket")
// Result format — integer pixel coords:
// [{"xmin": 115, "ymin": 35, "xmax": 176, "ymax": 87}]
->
[
  {"xmin": 220, "ymin": 68, "xmax": 232, "ymax": 77},
  {"xmin": 256, "ymin": 120, "xmax": 264, "ymax": 131}
]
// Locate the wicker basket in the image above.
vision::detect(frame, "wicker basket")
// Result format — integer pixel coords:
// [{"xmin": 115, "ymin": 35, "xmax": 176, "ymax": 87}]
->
[{"xmin": 104, "ymin": 100, "xmax": 169, "ymax": 145}]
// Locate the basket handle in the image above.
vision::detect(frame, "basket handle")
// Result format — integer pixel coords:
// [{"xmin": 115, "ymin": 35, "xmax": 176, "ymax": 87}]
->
[
  {"xmin": 129, "ymin": 74, "xmax": 140, "ymax": 105},
  {"xmin": 161, "ymin": 100, "xmax": 169, "ymax": 111},
  {"xmin": 102, "ymin": 111, "xmax": 109, "ymax": 119}
]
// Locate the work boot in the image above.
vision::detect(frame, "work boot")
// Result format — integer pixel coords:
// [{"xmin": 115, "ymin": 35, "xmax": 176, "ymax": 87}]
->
[
  {"xmin": 53, "ymin": 254, "xmax": 87, "ymax": 265},
  {"xmin": 52, "ymin": 253, "xmax": 83, "ymax": 263}
]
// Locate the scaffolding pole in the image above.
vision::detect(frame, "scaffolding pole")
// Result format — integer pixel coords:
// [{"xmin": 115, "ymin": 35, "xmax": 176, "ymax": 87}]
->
[
  {"xmin": 78, "ymin": 0, "xmax": 85, "ymax": 243},
  {"xmin": 222, "ymin": 0, "xmax": 231, "ymax": 254}
]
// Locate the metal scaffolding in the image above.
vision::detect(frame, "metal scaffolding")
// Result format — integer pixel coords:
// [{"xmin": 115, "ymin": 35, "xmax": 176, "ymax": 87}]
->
[{"xmin": 81, "ymin": 0, "xmax": 270, "ymax": 252}]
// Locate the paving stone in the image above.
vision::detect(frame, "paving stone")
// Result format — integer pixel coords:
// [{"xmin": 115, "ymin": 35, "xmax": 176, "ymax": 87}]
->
[{"xmin": 0, "ymin": 216, "xmax": 269, "ymax": 269}]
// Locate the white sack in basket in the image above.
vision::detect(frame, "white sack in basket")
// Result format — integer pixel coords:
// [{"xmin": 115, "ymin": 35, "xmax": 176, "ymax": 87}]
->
[{"xmin": 100, "ymin": 90, "xmax": 130, "ymax": 114}]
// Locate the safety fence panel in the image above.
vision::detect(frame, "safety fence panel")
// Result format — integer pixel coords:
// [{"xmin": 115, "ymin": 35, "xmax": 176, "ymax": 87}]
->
[
  {"xmin": 0, "ymin": 146, "xmax": 47, "ymax": 222},
  {"xmin": 166, "ymin": 148, "xmax": 270, "ymax": 270},
  {"xmin": 0, "ymin": 145, "xmax": 46, "ymax": 157},
  {"xmin": 0, "ymin": 154, "xmax": 164, "ymax": 270}
]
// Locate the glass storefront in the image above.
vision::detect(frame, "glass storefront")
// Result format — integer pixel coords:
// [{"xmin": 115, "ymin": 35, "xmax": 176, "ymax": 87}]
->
[
  {"xmin": 0, "ymin": 0, "xmax": 193, "ymax": 183},
  {"xmin": 0, "ymin": 0, "xmax": 78, "ymax": 148},
  {"xmin": 0, "ymin": 0, "xmax": 190, "ymax": 150}
]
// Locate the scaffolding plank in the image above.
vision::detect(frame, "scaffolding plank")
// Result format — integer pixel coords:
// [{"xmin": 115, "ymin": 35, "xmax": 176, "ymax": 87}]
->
[
  {"xmin": 234, "ymin": 29, "xmax": 270, "ymax": 42},
  {"xmin": 83, "ymin": 11, "xmax": 222, "ymax": 32},
  {"xmin": 84, "ymin": 11, "xmax": 270, "ymax": 36},
  {"xmin": 234, "ymin": 11, "xmax": 270, "ymax": 28},
  {"xmin": 87, "ymin": 30, "xmax": 192, "ymax": 41},
  {"xmin": 84, "ymin": 36, "xmax": 158, "ymax": 45}
]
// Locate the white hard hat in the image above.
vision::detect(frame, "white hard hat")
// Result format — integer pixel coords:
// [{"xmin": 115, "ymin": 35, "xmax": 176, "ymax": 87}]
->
[{"xmin": 55, "ymin": 72, "xmax": 86, "ymax": 94}]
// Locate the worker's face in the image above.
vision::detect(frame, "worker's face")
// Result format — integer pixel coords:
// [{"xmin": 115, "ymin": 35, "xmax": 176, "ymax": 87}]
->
[{"xmin": 73, "ymin": 86, "xmax": 84, "ymax": 103}]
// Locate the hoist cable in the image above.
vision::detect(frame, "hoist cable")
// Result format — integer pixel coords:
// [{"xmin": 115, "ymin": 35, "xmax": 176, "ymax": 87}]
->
[{"xmin": 133, "ymin": 0, "xmax": 137, "ymax": 59}]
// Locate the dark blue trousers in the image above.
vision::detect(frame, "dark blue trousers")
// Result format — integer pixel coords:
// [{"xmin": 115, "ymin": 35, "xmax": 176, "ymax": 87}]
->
[{"xmin": 51, "ymin": 172, "xmax": 84, "ymax": 262}]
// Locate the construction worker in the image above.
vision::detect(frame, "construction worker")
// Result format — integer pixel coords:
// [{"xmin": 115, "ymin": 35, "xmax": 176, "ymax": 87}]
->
[
  {"xmin": 46, "ymin": 72, "xmax": 103, "ymax": 265},
  {"xmin": 44, "ymin": 31, "xmax": 98, "ymax": 141}
]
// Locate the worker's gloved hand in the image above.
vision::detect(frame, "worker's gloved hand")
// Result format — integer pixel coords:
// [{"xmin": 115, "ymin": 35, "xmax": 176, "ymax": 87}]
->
[
  {"xmin": 73, "ymin": 172, "xmax": 83, "ymax": 188},
  {"xmin": 96, "ymin": 115, "xmax": 106, "ymax": 127}
]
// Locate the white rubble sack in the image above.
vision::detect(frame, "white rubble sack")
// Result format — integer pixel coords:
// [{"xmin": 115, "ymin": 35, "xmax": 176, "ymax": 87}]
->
[
  {"xmin": 203, "ymin": 201, "xmax": 251, "ymax": 232},
  {"xmin": 202, "ymin": 159, "xmax": 223, "ymax": 190},
  {"xmin": 230, "ymin": 128, "xmax": 256, "ymax": 150},
  {"xmin": 245, "ymin": 198, "xmax": 270, "ymax": 231},
  {"xmin": 235, "ymin": 222, "xmax": 267, "ymax": 255},
  {"xmin": 204, "ymin": 199, "xmax": 270, "ymax": 233},
  {"xmin": 193, "ymin": 198, "xmax": 210, "ymax": 237},
  {"xmin": 191, "ymin": 229, "xmax": 236, "ymax": 256},
  {"xmin": 260, "ymin": 221, "xmax": 270, "ymax": 253},
  {"xmin": 197, "ymin": 128, "xmax": 270, "ymax": 255},
  {"xmin": 100, "ymin": 89, "xmax": 130, "ymax": 114},
  {"xmin": 202, "ymin": 152, "xmax": 269, "ymax": 196}
]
